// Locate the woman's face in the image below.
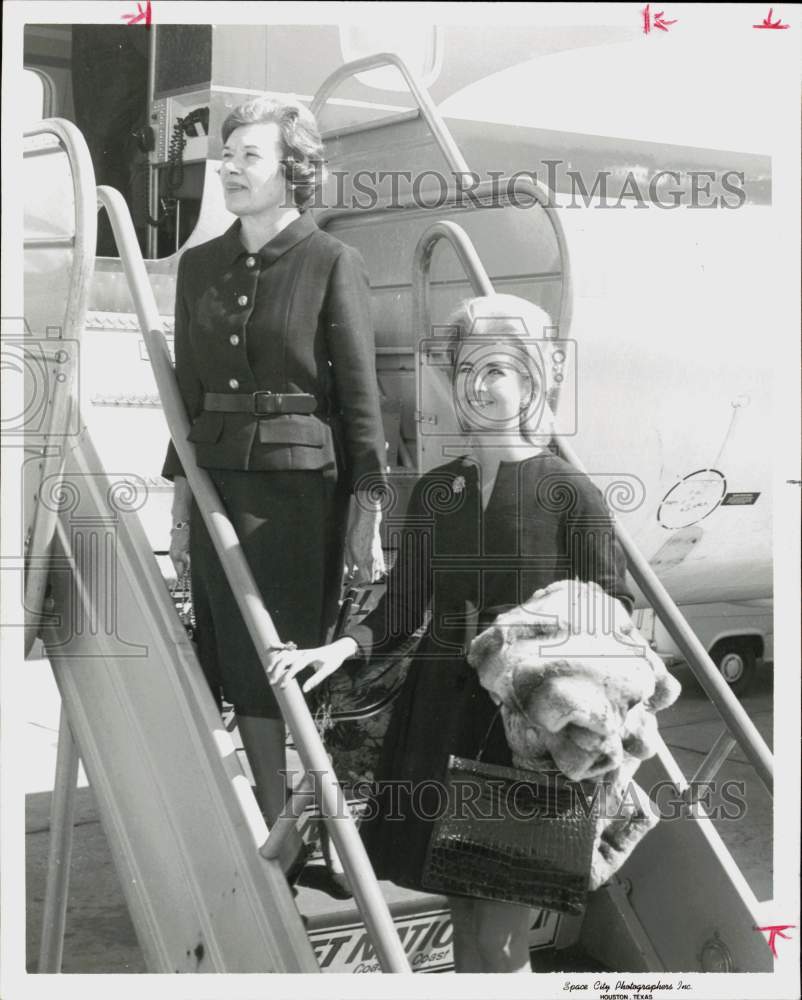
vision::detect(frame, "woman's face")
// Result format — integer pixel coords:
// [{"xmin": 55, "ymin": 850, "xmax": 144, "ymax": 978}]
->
[
  {"xmin": 453, "ymin": 337, "xmax": 541, "ymax": 433},
  {"xmin": 220, "ymin": 122, "xmax": 291, "ymax": 218}
]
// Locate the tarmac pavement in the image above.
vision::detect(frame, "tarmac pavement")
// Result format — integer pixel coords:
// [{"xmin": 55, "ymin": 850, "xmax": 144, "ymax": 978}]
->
[{"xmin": 23, "ymin": 657, "xmax": 775, "ymax": 973}]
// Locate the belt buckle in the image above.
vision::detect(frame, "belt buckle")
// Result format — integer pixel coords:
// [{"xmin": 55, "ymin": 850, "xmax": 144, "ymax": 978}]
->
[{"xmin": 252, "ymin": 391, "xmax": 274, "ymax": 415}]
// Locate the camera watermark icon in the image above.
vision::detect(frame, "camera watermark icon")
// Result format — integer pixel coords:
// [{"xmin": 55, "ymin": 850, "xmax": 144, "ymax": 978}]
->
[
  {"xmin": 1, "ymin": 316, "xmax": 82, "ymax": 438},
  {"xmin": 418, "ymin": 319, "xmax": 578, "ymax": 441},
  {"xmin": 6, "ymin": 462, "xmax": 151, "ymax": 657}
]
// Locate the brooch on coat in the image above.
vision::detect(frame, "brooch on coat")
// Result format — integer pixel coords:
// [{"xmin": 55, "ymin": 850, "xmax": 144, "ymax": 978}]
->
[{"xmin": 452, "ymin": 475, "xmax": 466, "ymax": 495}]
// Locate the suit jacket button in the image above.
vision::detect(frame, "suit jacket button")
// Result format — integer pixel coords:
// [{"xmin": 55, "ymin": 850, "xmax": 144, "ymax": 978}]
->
[
  {"xmin": 237, "ymin": 294, "xmax": 248, "ymax": 307},
  {"xmin": 245, "ymin": 256, "xmax": 256, "ymax": 268},
  {"xmin": 229, "ymin": 334, "xmax": 240, "ymax": 346},
  {"xmin": 228, "ymin": 378, "xmax": 239, "ymax": 390}
]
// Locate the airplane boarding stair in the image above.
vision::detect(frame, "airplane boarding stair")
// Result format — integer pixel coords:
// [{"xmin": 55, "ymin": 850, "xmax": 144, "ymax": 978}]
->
[
  {"xmin": 19, "ymin": 54, "xmax": 774, "ymax": 974},
  {"xmin": 21, "ymin": 118, "xmax": 409, "ymax": 974}
]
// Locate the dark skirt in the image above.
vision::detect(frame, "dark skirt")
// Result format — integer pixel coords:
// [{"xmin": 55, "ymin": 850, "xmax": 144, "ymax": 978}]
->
[
  {"xmin": 359, "ymin": 647, "xmax": 513, "ymax": 893},
  {"xmin": 189, "ymin": 468, "xmax": 349, "ymax": 719}
]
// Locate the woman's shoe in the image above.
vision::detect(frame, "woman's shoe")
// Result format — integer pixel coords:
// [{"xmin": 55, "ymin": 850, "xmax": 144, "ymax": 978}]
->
[
  {"xmin": 295, "ymin": 864, "xmax": 354, "ymax": 900},
  {"xmin": 284, "ymin": 843, "xmax": 314, "ymax": 886},
  {"xmin": 324, "ymin": 869, "xmax": 353, "ymax": 900}
]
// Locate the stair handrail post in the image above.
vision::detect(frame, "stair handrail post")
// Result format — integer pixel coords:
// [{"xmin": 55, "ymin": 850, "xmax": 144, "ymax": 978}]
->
[
  {"xmin": 22, "ymin": 119, "xmax": 98, "ymax": 655},
  {"xmin": 311, "ymin": 52, "xmax": 471, "ymax": 180}
]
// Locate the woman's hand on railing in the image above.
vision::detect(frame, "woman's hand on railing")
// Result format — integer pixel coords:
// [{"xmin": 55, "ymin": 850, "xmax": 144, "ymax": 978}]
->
[
  {"xmin": 169, "ymin": 526, "xmax": 191, "ymax": 578},
  {"xmin": 344, "ymin": 497, "xmax": 385, "ymax": 585},
  {"xmin": 267, "ymin": 637, "xmax": 359, "ymax": 693},
  {"xmin": 168, "ymin": 475, "xmax": 192, "ymax": 577}
]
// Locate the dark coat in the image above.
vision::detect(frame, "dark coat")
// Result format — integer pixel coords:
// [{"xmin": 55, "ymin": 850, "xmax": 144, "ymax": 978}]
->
[
  {"xmin": 162, "ymin": 212, "xmax": 386, "ymax": 490},
  {"xmin": 345, "ymin": 454, "xmax": 634, "ymax": 891},
  {"xmin": 160, "ymin": 212, "xmax": 386, "ymax": 717},
  {"xmin": 347, "ymin": 454, "xmax": 633, "ymax": 662}
]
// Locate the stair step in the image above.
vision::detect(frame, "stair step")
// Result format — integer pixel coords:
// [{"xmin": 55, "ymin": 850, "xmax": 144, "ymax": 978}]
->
[
  {"xmin": 297, "ymin": 874, "xmax": 563, "ymax": 973},
  {"xmin": 86, "ymin": 310, "xmax": 174, "ymax": 333}
]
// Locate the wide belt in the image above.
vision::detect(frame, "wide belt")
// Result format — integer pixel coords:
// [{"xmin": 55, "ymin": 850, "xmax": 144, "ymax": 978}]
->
[{"xmin": 204, "ymin": 391, "xmax": 318, "ymax": 416}]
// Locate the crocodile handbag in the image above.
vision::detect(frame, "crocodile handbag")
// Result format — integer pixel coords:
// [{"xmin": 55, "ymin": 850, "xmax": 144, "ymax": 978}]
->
[{"xmin": 421, "ymin": 734, "xmax": 599, "ymax": 914}]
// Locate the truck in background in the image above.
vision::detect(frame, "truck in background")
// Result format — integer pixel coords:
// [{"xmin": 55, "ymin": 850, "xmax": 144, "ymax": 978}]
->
[{"xmin": 633, "ymin": 601, "xmax": 773, "ymax": 697}]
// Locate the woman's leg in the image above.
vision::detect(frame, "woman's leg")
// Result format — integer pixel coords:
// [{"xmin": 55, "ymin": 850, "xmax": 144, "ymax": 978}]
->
[
  {"xmin": 236, "ymin": 714, "xmax": 305, "ymax": 871},
  {"xmin": 447, "ymin": 897, "xmax": 484, "ymax": 973},
  {"xmin": 472, "ymin": 899, "xmax": 533, "ymax": 973},
  {"xmin": 211, "ymin": 473, "xmax": 347, "ymax": 883},
  {"xmin": 318, "ymin": 824, "xmax": 353, "ymax": 895}
]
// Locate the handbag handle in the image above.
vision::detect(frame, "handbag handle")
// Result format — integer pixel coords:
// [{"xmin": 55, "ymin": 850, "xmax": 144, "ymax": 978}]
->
[
  {"xmin": 464, "ymin": 597, "xmax": 516, "ymax": 764},
  {"xmin": 467, "ymin": 598, "xmax": 544, "ymax": 764},
  {"xmin": 171, "ymin": 570, "xmax": 195, "ymax": 632},
  {"xmin": 475, "ymin": 705, "xmax": 503, "ymax": 763},
  {"xmin": 170, "ymin": 570, "xmax": 190, "ymax": 597}
]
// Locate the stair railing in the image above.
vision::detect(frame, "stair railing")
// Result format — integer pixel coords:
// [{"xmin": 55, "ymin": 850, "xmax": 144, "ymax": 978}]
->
[
  {"xmin": 22, "ymin": 119, "xmax": 97, "ymax": 655},
  {"xmin": 96, "ymin": 183, "xmax": 411, "ymax": 973}
]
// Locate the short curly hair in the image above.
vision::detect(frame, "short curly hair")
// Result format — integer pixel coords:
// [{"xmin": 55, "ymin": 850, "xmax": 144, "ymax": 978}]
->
[{"xmin": 221, "ymin": 97, "xmax": 326, "ymax": 211}]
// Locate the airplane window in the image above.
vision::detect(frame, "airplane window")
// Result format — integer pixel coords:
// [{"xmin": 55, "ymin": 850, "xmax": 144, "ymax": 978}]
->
[{"xmin": 338, "ymin": 25, "xmax": 442, "ymax": 91}]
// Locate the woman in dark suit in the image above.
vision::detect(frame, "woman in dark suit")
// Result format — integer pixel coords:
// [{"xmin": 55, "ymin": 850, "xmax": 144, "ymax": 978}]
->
[{"xmin": 163, "ymin": 98, "xmax": 386, "ymax": 873}]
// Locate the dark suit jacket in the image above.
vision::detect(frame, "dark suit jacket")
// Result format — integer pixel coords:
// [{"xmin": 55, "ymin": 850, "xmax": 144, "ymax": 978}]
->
[
  {"xmin": 162, "ymin": 212, "xmax": 386, "ymax": 491},
  {"xmin": 346, "ymin": 454, "xmax": 634, "ymax": 661}
]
